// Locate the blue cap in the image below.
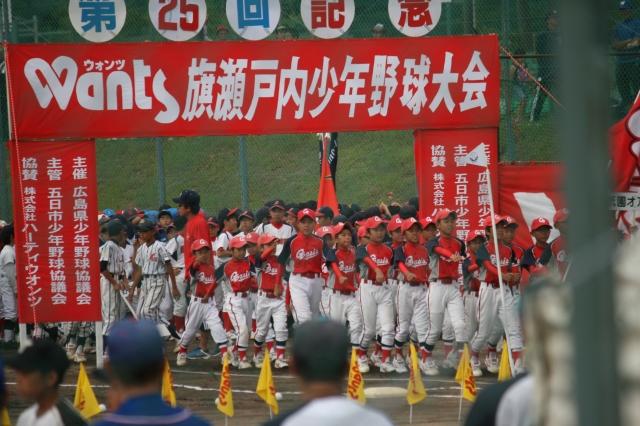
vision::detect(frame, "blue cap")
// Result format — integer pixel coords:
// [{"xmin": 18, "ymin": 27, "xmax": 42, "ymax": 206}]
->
[
  {"xmin": 108, "ymin": 320, "xmax": 164, "ymax": 367},
  {"xmin": 103, "ymin": 208, "xmax": 116, "ymax": 218},
  {"xmin": 620, "ymin": 0, "xmax": 633, "ymax": 10}
]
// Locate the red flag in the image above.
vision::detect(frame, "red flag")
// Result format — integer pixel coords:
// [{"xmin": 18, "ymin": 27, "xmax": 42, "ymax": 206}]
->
[
  {"xmin": 317, "ymin": 135, "xmax": 339, "ymax": 215},
  {"xmin": 610, "ymin": 96, "xmax": 640, "ymax": 192}
]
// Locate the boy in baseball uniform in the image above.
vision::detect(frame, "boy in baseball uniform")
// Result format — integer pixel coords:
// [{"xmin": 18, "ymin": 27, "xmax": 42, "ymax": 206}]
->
[
  {"xmin": 0, "ymin": 224, "xmax": 16, "ymax": 343},
  {"xmin": 100, "ymin": 221, "xmax": 127, "ymax": 350},
  {"xmin": 176, "ymin": 239, "xmax": 229, "ymax": 366}
]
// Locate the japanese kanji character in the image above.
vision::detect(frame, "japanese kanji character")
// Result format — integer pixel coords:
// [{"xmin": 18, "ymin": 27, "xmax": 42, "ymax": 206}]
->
[
  {"xmin": 77, "ymin": 293, "xmax": 92, "ymax": 305},
  {"xmin": 74, "ymin": 234, "xmax": 90, "ymax": 245},
  {"xmin": 455, "ymin": 173, "xmax": 468, "ymax": 184},
  {"xmin": 432, "ymin": 156, "xmax": 445, "ymax": 167},
  {"xmin": 311, "ymin": 0, "xmax": 346, "ymax": 29},
  {"xmin": 308, "ymin": 56, "xmax": 339, "ymax": 118},
  {"xmin": 74, "ymin": 198, "xmax": 88, "ymax": 210},
  {"xmin": 48, "ymin": 223, "xmax": 64, "ymax": 234},
  {"xmin": 79, "ymin": 0, "xmax": 117, "ymax": 33},
  {"xmin": 24, "ymin": 186, "xmax": 36, "ymax": 196},
  {"xmin": 76, "ymin": 281, "xmax": 91, "ymax": 294},
  {"xmin": 430, "ymin": 52, "xmax": 459, "ymax": 113},
  {"xmin": 339, "ymin": 56, "xmax": 370, "ymax": 118},
  {"xmin": 75, "ymin": 258, "xmax": 91, "ymax": 269},
  {"xmin": 74, "ymin": 223, "xmax": 90, "ymax": 234},
  {"xmin": 460, "ymin": 51, "xmax": 490, "ymax": 112},
  {"xmin": 51, "ymin": 293, "xmax": 67, "ymax": 305},
  {"xmin": 48, "ymin": 187, "xmax": 62, "ymax": 198},
  {"xmin": 368, "ymin": 55, "xmax": 399, "ymax": 117},
  {"xmin": 74, "ymin": 210, "xmax": 89, "ymax": 221},
  {"xmin": 182, "ymin": 58, "xmax": 217, "ymax": 121},
  {"xmin": 400, "ymin": 55, "xmax": 430, "ymax": 115},
  {"xmin": 236, "ymin": 0, "xmax": 270, "ymax": 29},
  {"xmin": 73, "ymin": 186, "xmax": 89, "ymax": 197},
  {"xmin": 246, "ymin": 60, "xmax": 279, "ymax": 121},
  {"xmin": 398, "ymin": 0, "xmax": 432, "ymax": 28},
  {"xmin": 214, "ymin": 59, "xmax": 248, "ymax": 121},
  {"xmin": 49, "ymin": 199, "xmax": 62, "ymax": 211},
  {"xmin": 276, "ymin": 57, "xmax": 308, "ymax": 120},
  {"xmin": 74, "ymin": 246, "xmax": 90, "ymax": 258}
]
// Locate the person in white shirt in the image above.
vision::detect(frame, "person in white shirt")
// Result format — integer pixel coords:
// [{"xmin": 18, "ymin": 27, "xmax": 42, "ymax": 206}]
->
[
  {"xmin": 263, "ymin": 320, "xmax": 392, "ymax": 426},
  {"xmin": 0, "ymin": 224, "xmax": 16, "ymax": 343},
  {"xmin": 254, "ymin": 201, "xmax": 296, "ymax": 255}
]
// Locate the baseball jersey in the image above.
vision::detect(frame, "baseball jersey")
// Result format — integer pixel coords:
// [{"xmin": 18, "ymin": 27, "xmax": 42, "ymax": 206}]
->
[
  {"xmin": 394, "ymin": 242, "xmax": 430, "ymax": 283},
  {"xmin": 506, "ymin": 243, "xmax": 525, "ymax": 285},
  {"xmin": 135, "ymin": 241, "xmax": 171, "ymax": 275},
  {"xmin": 184, "ymin": 211, "xmax": 210, "ymax": 276},
  {"xmin": 279, "ymin": 234, "xmax": 330, "ymax": 275},
  {"xmin": 549, "ymin": 236, "xmax": 569, "ymax": 277},
  {"xmin": 224, "ymin": 258, "xmax": 255, "ymax": 293},
  {"xmin": 122, "ymin": 243, "xmax": 134, "ymax": 279},
  {"xmin": 166, "ymin": 235, "xmax": 185, "ymax": 269},
  {"xmin": 330, "ymin": 247, "xmax": 358, "ymax": 292},
  {"xmin": 213, "ymin": 230, "xmax": 235, "ymax": 269},
  {"xmin": 0, "ymin": 244, "xmax": 16, "ymax": 290},
  {"xmin": 476, "ymin": 242, "xmax": 515, "ymax": 284},
  {"xmin": 356, "ymin": 242, "xmax": 394, "ymax": 282},
  {"xmin": 99, "ymin": 240, "xmax": 126, "ymax": 276},
  {"xmin": 255, "ymin": 221, "xmax": 296, "ymax": 255},
  {"xmin": 427, "ymin": 236, "xmax": 466, "ymax": 281},
  {"xmin": 254, "ymin": 254, "xmax": 283, "ymax": 292},
  {"xmin": 462, "ymin": 254, "xmax": 482, "ymax": 292},
  {"xmin": 189, "ymin": 262, "xmax": 217, "ymax": 299},
  {"xmin": 521, "ymin": 244, "xmax": 552, "ymax": 271}
]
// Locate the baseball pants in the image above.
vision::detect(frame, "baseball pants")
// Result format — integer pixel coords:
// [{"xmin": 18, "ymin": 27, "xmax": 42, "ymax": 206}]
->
[
  {"xmin": 225, "ymin": 293, "xmax": 251, "ymax": 349},
  {"xmin": 179, "ymin": 298, "xmax": 228, "ymax": 348},
  {"xmin": 471, "ymin": 283, "xmax": 524, "ymax": 354},
  {"xmin": 173, "ymin": 269, "xmax": 187, "ymax": 317},
  {"xmin": 288, "ymin": 274, "xmax": 323, "ymax": 324},
  {"xmin": 100, "ymin": 276, "xmax": 123, "ymax": 335},
  {"xmin": 329, "ymin": 290, "xmax": 363, "ymax": 346},
  {"xmin": 139, "ymin": 275, "xmax": 168, "ymax": 324},
  {"xmin": 159, "ymin": 278, "xmax": 174, "ymax": 326},
  {"xmin": 442, "ymin": 309, "xmax": 454, "ymax": 342},
  {"xmin": 395, "ymin": 283, "xmax": 429, "ymax": 344},
  {"xmin": 320, "ymin": 285, "xmax": 331, "ymax": 317},
  {"xmin": 359, "ymin": 280, "xmax": 395, "ymax": 348},
  {"xmin": 425, "ymin": 281, "xmax": 466, "ymax": 345},
  {"xmin": 0, "ymin": 277, "xmax": 16, "ymax": 321},
  {"xmin": 464, "ymin": 291, "xmax": 479, "ymax": 343},
  {"xmin": 254, "ymin": 292, "xmax": 288, "ymax": 343},
  {"xmin": 488, "ymin": 286, "xmax": 524, "ymax": 349}
]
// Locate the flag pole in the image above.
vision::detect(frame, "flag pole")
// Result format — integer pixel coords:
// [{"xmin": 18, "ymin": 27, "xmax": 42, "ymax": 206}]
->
[
  {"xmin": 409, "ymin": 404, "xmax": 413, "ymax": 424},
  {"xmin": 484, "ymin": 165, "xmax": 517, "ymax": 375},
  {"xmin": 457, "ymin": 380, "xmax": 463, "ymax": 422},
  {"xmin": 225, "ymin": 416, "xmax": 228, "ymax": 426},
  {"xmin": 269, "ymin": 407, "xmax": 273, "ymax": 420}
]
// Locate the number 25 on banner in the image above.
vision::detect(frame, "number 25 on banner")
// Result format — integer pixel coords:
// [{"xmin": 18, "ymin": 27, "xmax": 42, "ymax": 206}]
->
[{"xmin": 149, "ymin": 0, "xmax": 207, "ymax": 41}]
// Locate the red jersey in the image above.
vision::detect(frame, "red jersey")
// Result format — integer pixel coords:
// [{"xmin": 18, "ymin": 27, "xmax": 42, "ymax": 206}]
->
[
  {"xmin": 279, "ymin": 234, "xmax": 327, "ymax": 275},
  {"xmin": 427, "ymin": 235, "xmax": 465, "ymax": 281},
  {"xmin": 224, "ymin": 258, "xmax": 254, "ymax": 293},
  {"xmin": 184, "ymin": 211, "xmax": 210, "ymax": 279},
  {"xmin": 550, "ymin": 236, "xmax": 568, "ymax": 277},
  {"xmin": 477, "ymin": 242, "xmax": 514, "ymax": 284},
  {"xmin": 257, "ymin": 254, "xmax": 283, "ymax": 292},
  {"xmin": 394, "ymin": 242, "xmax": 430, "ymax": 283},
  {"xmin": 332, "ymin": 247, "xmax": 358, "ymax": 292},
  {"xmin": 462, "ymin": 253, "xmax": 481, "ymax": 292},
  {"xmin": 190, "ymin": 262, "xmax": 216, "ymax": 299},
  {"xmin": 357, "ymin": 242, "xmax": 394, "ymax": 282}
]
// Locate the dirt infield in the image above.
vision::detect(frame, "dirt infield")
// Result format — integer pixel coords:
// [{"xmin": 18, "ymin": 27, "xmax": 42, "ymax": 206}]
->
[{"xmin": 4, "ymin": 345, "xmax": 497, "ymax": 425}]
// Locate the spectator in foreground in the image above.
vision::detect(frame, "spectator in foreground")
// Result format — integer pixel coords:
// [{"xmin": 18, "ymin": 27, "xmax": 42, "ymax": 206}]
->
[
  {"xmin": 8, "ymin": 340, "xmax": 86, "ymax": 426},
  {"xmin": 613, "ymin": 0, "xmax": 640, "ymax": 113},
  {"xmin": 264, "ymin": 319, "xmax": 392, "ymax": 426},
  {"xmin": 94, "ymin": 319, "xmax": 208, "ymax": 426}
]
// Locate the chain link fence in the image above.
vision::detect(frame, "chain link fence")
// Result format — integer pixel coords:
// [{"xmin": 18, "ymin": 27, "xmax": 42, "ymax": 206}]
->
[{"xmin": 0, "ymin": 0, "xmax": 636, "ymax": 216}]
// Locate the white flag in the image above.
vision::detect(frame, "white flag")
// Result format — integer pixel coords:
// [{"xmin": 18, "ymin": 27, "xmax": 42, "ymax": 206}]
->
[{"xmin": 463, "ymin": 143, "xmax": 488, "ymax": 167}]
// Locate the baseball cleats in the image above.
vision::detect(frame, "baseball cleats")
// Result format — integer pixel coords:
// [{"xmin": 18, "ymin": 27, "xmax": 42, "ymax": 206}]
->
[
  {"xmin": 486, "ymin": 352, "xmax": 499, "ymax": 373},
  {"xmin": 253, "ymin": 352, "xmax": 264, "ymax": 368},
  {"xmin": 420, "ymin": 358, "xmax": 439, "ymax": 376},
  {"xmin": 379, "ymin": 359, "xmax": 396, "ymax": 373},
  {"xmin": 274, "ymin": 358, "xmax": 289, "ymax": 369},
  {"xmin": 176, "ymin": 352, "xmax": 187, "ymax": 366},
  {"xmin": 471, "ymin": 356, "xmax": 483, "ymax": 377},
  {"xmin": 392, "ymin": 355, "xmax": 408, "ymax": 374},
  {"xmin": 358, "ymin": 355, "xmax": 370, "ymax": 374},
  {"xmin": 237, "ymin": 359, "xmax": 251, "ymax": 370}
]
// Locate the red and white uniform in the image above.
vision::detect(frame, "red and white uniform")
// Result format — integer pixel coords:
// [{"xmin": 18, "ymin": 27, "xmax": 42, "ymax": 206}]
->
[
  {"xmin": 549, "ymin": 235, "xmax": 569, "ymax": 278},
  {"xmin": 394, "ymin": 241, "xmax": 430, "ymax": 345},
  {"xmin": 178, "ymin": 262, "xmax": 227, "ymax": 352},
  {"xmin": 254, "ymin": 253, "xmax": 288, "ymax": 358},
  {"xmin": 224, "ymin": 258, "xmax": 255, "ymax": 355},
  {"xmin": 327, "ymin": 246, "xmax": 363, "ymax": 347},
  {"xmin": 278, "ymin": 234, "xmax": 327, "ymax": 324}
]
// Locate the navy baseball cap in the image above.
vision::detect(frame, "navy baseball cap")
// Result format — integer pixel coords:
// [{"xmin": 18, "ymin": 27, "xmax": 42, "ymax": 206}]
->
[
  {"xmin": 173, "ymin": 189, "xmax": 200, "ymax": 206},
  {"xmin": 620, "ymin": 0, "xmax": 634, "ymax": 10},
  {"xmin": 108, "ymin": 320, "xmax": 164, "ymax": 368},
  {"xmin": 317, "ymin": 206, "xmax": 335, "ymax": 219},
  {"xmin": 136, "ymin": 220, "xmax": 156, "ymax": 233},
  {"xmin": 107, "ymin": 220, "xmax": 125, "ymax": 237}
]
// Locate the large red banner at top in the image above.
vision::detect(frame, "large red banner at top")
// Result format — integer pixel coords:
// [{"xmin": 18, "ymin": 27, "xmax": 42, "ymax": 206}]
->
[
  {"xmin": 9, "ymin": 140, "xmax": 101, "ymax": 323},
  {"xmin": 6, "ymin": 36, "xmax": 499, "ymax": 139}
]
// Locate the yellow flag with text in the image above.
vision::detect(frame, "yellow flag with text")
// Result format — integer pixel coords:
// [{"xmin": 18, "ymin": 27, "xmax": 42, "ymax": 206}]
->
[
  {"xmin": 216, "ymin": 353, "xmax": 234, "ymax": 417},
  {"xmin": 347, "ymin": 348, "xmax": 366, "ymax": 404},
  {"xmin": 454, "ymin": 345, "xmax": 477, "ymax": 402},
  {"xmin": 256, "ymin": 350, "xmax": 279, "ymax": 415},
  {"xmin": 498, "ymin": 342, "xmax": 512, "ymax": 382},
  {"xmin": 1, "ymin": 407, "xmax": 10, "ymax": 426},
  {"xmin": 407, "ymin": 344, "xmax": 427, "ymax": 405},
  {"xmin": 162, "ymin": 358, "xmax": 177, "ymax": 407},
  {"xmin": 73, "ymin": 363, "xmax": 102, "ymax": 419}
]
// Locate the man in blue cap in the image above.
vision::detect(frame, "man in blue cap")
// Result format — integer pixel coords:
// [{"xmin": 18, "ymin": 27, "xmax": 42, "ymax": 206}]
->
[
  {"xmin": 93, "ymin": 319, "xmax": 209, "ymax": 425},
  {"xmin": 613, "ymin": 0, "xmax": 640, "ymax": 113}
]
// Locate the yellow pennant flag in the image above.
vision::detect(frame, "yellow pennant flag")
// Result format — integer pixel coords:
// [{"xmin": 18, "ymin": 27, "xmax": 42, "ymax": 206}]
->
[
  {"xmin": 347, "ymin": 348, "xmax": 366, "ymax": 404},
  {"xmin": 407, "ymin": 344, "xmax": 427, "ymax": 405},
  {"xmin": 454, "ymin": 345, "xmax": 477, "ymax": 402},
  {"xmin": 216, "ymin": 353, "xmax": 234, "ymax": 417},
  {"xmin": 73, "ymin": 363, "xmax": 102, "ymax": 419},
  {"xmin": 1, "ymin": 407, "xmax": 10, "ymax": 426},
  {"xmin": 498, "ymin": 342, "xmax": 512, "ymax": 382},
  {"xmin": 162, "ymin": 358, "xmax": 177, "ymax": 407},
  {"xmin": 256, "ymin": 349, "xmax": 279, "ymax": 415}
]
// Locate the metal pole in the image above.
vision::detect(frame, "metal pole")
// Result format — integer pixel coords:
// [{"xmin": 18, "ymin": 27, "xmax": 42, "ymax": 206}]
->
[
  {"xmin": 155, "ymin": 138, "xmax": 166, "ymax": 207},
  {"xmin": 239, "ymin": 136, "xmax": 249, "ymax": 210},
  {"xmin": 502, "ymin": 0, "xmax": 514, "ymax": 161},
  {"xmin": 0, "ymin": 0, "xmax": 12, "ymax": 221},
  {"xmin": 560, "ymin": 0, "xmax": 619, "ymax": 425}
]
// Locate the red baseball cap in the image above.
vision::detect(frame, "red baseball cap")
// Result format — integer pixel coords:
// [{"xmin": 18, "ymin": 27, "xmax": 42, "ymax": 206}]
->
[
  {"xmin": 364, "ymin": 216, "xmax": 387, "ymax": 230},
  {"xmin": 258, "ymin": 233, "xmax": 277, "ymax": 245},
  {"xmin": 435, "ymin": 208, "xmax": 457, "ymax": 222},
  {"xmin": 207, "ymin": 217, "xmax": 220, "ymax": 228},
  {"xmin": 420, "ymin": 216, "xmax": 435, "ymax": 228},
  {"xmin": 229, "ymin": 235, "xmax": 248, "ymax": 249},
  {"xmin": 530, "ymin": 217, "xmax": 552, "ymax": 231},
  {"xmin": 466, "ymin": 229, "xmax": 486, "ymax": 243},
  {"xmin": 387, "ymin": 215, "xmax": 403, "ymax": 232},
  {"xmin": 333, "ymin": 222, "xmax": 353, "ymax": 236},
  {"xmin": 357, "ymin": 226, "xmax": 367, "ymax": 238},
  {"xmin": 226, "ymin": 208, "xmax": 239, "ymax": 218},
  {"xmin": 270, "ymin": 200, "xmax": 286, "ymax": 211},
  {"xmin": 502, "ymin": 215, "xmax": 518, "ymax": 227},
  {"xmin": 553, "ymin": 208, "xmax": 569, "ymax": 226},
  {"xmin": 316, "ymin": 225, "xmax": 335, "ymax": 238},
  {"xmin": 297, "ymin": 208, "xmax": 316, "ymax": 221},
  {"xmin": 191, "ymin": 238, "xmax": 210, "ymax": 252},
  {"xmin": 401, "ymin": 217, "xmax": 422, "ymax": 233},
  {"xmin": 245, "ymin": 232, "xmax": 259, "ymax": 245}
]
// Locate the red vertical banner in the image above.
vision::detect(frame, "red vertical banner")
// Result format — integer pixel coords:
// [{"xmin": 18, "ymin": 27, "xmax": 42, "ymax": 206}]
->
[
  {"xmin": 9, "ymin": 140, "xmax": 101, "ymax": 323},
  {"xmin": 414, "ymin": 129, "xmax": 498, "ymax": 242}
]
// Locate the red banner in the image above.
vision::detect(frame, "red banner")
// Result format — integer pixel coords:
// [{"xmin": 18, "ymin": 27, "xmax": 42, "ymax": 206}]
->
[
  {"xmin": 498, "ymin": 163, "xmax": 564, "ymax": 249},
  {"xmin": 6, "ymin": 36, "xmax": 499, "ymax": 139},
  {"xmin": 9, "ymin": 140, "xmax": 101, "ymax": 323},
  {"xmin": 414, "ymin": 129, "xmax": 498, "ymax": 242}
]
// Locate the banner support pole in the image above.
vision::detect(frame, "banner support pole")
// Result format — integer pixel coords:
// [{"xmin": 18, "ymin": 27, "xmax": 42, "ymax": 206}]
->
[
  {"xmin": 96, "ymin": 322, "xmax": 104, "ymax": 369},
  {"xmin": 18, "ymin": 323, "xmax": 28, "ymax": 350}
]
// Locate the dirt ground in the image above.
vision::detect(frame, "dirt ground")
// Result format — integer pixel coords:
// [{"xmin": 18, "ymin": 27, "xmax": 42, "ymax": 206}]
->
[{"xmin": 4, "ymin": 344, "xmax": 497, "ymax": 425}]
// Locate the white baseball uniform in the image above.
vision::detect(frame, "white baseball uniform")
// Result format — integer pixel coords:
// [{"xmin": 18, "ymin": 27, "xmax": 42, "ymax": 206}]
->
[
  {"xmin": 135, "ymin": 240, "xmax": 172, "ymax": 333},
  {"xmin": 99, "ymin": 240, "xmax": 126, "ymax": 335}
]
